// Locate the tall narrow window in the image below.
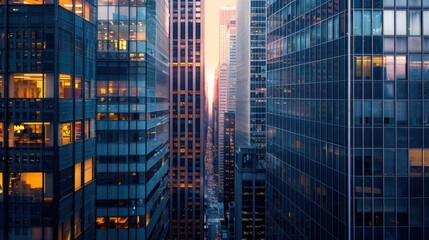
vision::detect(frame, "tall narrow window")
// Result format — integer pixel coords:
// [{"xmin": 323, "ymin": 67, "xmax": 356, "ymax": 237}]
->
[
  {"xmin": 372, "ymin": 11, "xmax": 382, "ymax": 35},
  {"xmin": 59, "ymin": 74, "xmax": 72, "ymax": 98},
  {"xmin": 355, "ymin": 56, "xmax": 363, "ymax": 78},
  {"xmin": 383, "ymin": 11, "xmax": 394, "ymax": 35},
  {"xmin": 384, "ymin": 56, "xmax": 395, "ymax": 80},
  {"xmin": 75, "ymin": 162, "xmax": 82, "ymax": 190},
  {"xmin": 409, "ymin": 11, "xmax": 421, "ymax": 35},
  {"xmin": 363, "ymin": 11, "xmax": 372, "ymax": 36},
  {"xmin": 396, "ymin": 56, "xmax": 407, "ymax": 80},
  {"xmin": 423, "ymin": 11, "xmax": 429, "ymax": 35},
  {"xmin": 84, "ymin": 158, "xmax": 93, "ymax": 184},
  {"xmin": 354, "ymin": 11, "xmax": 362, "ymax": 36},
  {"xmin": 396, "ymin": 11, "xmax": 407, "ymax": 35}
]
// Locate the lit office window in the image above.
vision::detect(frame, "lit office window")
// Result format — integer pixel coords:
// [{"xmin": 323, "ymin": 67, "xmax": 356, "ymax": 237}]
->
[
  {"xmin": 8, "ymin": 172, "xmax": 53, "ymax": 202},
  {"xmin": 84, "ymin": 158, "xmax": 93, "ymax": 184},
  {"xmin": 10, "ymin": 122, "xmax": 53, "ymax": 147},
  {"xmin": 60, "ymin": 122, "xmax": 72, "ymax": 145},
  {"xmin": 59, "ymin": 74, "xmax": 72, "ymax": 98},
  {"xmin": 9, "ymin": 73, "xmax": 53, "ymax": 98},
  {"xmin": 75, "ymin": 162, "xmax": 82, "ymax": 190}
]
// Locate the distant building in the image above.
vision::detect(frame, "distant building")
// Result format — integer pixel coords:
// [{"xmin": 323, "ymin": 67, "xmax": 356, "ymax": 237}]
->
[
  {"xmin": 223, "ymin": 111, "xmax": 235, "ymax": 225},
  {"xmin": 227, "ymin": 18, "xmax": 237, "ymax": 112},
  {"xmin": 266, "ymin": 1, "xmax": 429, "ymax": 239},
  {"xmin": 170, "ymin": 0, "xmax": 205, "ymax": 239},
  {"xmin": 0, "ymin": 1, "xmax": 97, "ymax": 238},
  {"xmin": 218, "ymin": 8, "xmax": 236, "ymax": 194},
  {"xmin": 95, "ymin": 0, "xmax": 170, "ymax": 238},
  {"xmin": 234, "ymin": 146, "xmax": 265, "ymax": 240}
]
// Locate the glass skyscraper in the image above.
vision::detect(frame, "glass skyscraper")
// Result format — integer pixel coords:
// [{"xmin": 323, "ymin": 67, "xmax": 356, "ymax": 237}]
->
[
  {"xmin": 267, "ymin": 0, "xmax": 429, "ymax": 239},
  {"xmin": 236, "ymin": 0, "xmax": 267, "ymax": 160},
  {"xmin": 95, "ymin": 0, "xmax": 170, "ymax": 239},
  {"xmin": 0, "ymin": 0, "xmax": 97, "ymax": 238},
  {"xmin": 169, "ymin": 0, "xmax": 205, "ymax": 239}
]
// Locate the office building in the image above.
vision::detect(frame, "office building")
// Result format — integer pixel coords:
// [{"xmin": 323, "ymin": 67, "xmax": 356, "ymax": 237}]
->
[
  {"xmin": 217, "ymin": 8, "xmax": 235, "ymax": 192},
  {"xmin": 227, "ymin": 18, "xmax": 237, "ymax": 112},
  {"xmin": 223, "ymin": 111, "xmax": 235, "ymax": 225},
  {"xmin": 219, "ymin": 7, "xmax": 236, "ymax": 66},
  {"xmin": 234, "ymin": 146, "xmax": 265, "ymax": 240},
  {"xmin": 266, "ymin": 1, "xmax": 429, "ymax": 239},
  {"xmin": 95, "ymin": 0, "xmax": 170, "ymax": 238},
  {"xmin": 170, "ymin": 0, "xmax": 205, "ymax": 239},
  {"xmin": 0, "ymin": 0, "xmax": 97, "ymax": 238},
  {"xmin": 236, "ymin": 0, "xmax": 267, "ymax": 159}
]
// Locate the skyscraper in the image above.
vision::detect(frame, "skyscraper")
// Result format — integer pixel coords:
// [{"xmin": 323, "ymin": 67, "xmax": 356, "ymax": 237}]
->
[
  {"xmin": 217, "ymin": 8, "xmax": 235, "ymax": 194},
  {"xmin": 236, "ymin": 0, "xmax": 267, "ymax": 159},
  {"xmin": 219, "ymin": 7, "xmax": 236, "ymax": 66},
  {"xmin": 170, "ymin": 0, "xmax": 205, "ymax": 239},
  {"xmin": 227, "ymin": 18, "xmax": 237, "ymax": 112},
  {"xmin": 234, "ymin": 146, "xmax": 265, "ymax": 240},
  {"xmin": 0, "ymin": 0, "xmax": 97, "ymax": 238},
  {"xmin": 267, "ymin": 1, "xmax": 429, "ymax": 239},
  {"xmin": 223, "ymin": 111, "xmax": 235, "ymax": 225},
  {"xmin": 95, "ymin": 0, "xmax": 170, "ymax": 238}
]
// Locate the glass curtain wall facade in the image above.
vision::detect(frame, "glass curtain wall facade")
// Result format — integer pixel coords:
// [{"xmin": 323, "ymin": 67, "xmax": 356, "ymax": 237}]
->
[
  {"xmin": 95, "ymin": 0, "xmax": 170, "ymax": 239},
  {"xmin": 236, "ymin": 0, "xmax": 267, "ymax": 160},
  {"xmin": 0, "ymin": 0, "xmax": 97, "ymax": 239},
  {"xmin": 267, "ymin": 0, "xmax": 429, "ymax": 239},
  {"xmin": 234, "ymin": 146, "xmax": 265, "ymax": 240},
  {"xmin": 169, "ymin": 0, "xmax": 205, "ymax": 239},
  {"xmin": 223, "ymin": 112, "xmax": 235, "ymax": 225}
]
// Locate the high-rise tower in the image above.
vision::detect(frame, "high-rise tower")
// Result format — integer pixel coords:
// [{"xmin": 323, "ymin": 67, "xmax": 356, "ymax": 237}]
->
[
  {"xmin": 236, "ymin": 0, "xmax": 267, "ymax": 160},
  {"xmin": 267, "ymin": 1, "xmax": 429, "ymax": 239},
  {"xmin": 170, "ymin": 0, "xmax": 205, "ymax": 239},
  {"xmin": 0, "ymin": 0, "xmax": 97, "ymax": 238},
  {"xmin": 95, "ymin": 0, "xmax": 170, "ymax": 238}
]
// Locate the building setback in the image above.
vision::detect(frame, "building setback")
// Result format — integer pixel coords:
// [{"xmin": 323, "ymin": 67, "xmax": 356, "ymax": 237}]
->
[
  {"xmin": 95, "ymin": 0, "xmax": 170, "ymax": 238},
  {"xmin": 0, "ymin": 0, "xmax": 97, "ymax": 238},
  {"xmin": 169, "ymin": 0, "xmax": 205, "ymax": 239},
  {"xmin": 267, "ymin": 1, "xmax": 429, "ymax": 239}
]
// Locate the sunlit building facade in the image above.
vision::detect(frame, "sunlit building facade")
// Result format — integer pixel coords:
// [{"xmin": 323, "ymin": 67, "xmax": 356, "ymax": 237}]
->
[
  {"xmin": 169, "ymin": 0, "xmax": 205, "ymax": 239},
  {"xmin": 267, "ymin": 0, "xmax": 429, "ymax": 239},
  {"xmin": 95, "ymin": 0, "xmax": 170, "ymax": 239},
  {"xmin": 0, "ymin": 0, "xmax": 97, "ymax": 238},
  {"xmin": 236, "ymin": 0, "xmax": 267, "ymax": 160}
]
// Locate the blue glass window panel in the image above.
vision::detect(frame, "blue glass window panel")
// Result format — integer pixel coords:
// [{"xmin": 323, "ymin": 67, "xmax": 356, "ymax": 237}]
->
[
  {"xmin": 363, "ymin": 11, "xmax": 371, "ymax": 36},
  {"xmin": 372, "ymin": 11, "xmax": 382, "ymax": 36},
  {"xmin": 410, "ymin": 0, "xmax": 422, "ymax": 7},
  {"xmin": 424, "ymin": 55, "xmax": 429, "ymax": 80},
  {"xmin": 397, "ymin": 0, "xmax": 407, "ymax": 7},
  {"xmin": 424, "ymin": 12, "xmax": 429, "ymax": 35},
  {"xmin": 384, "ymin": 150, "xmax": 395, "ymax": 176},
  {"xmin": 408, "ymin": 54, "xmax": 422, "ymax": 80},
  {"xmin": 409, "ymin": 11, "xmax": 421, "ymax": 35},
  {"xmin": 384, "ymin": 0, "xmax": 394, "ymax": 7},
  {"xmin": 384, "ymin": 37, "xmax": 395, "ymax": 53},
  {"xmin": 396, "ymin": 101, "xmax": 408, "ymax": 126},
  {"xmin": 397, "ymin": 150, "xmax": 408, "ymax": 176}
]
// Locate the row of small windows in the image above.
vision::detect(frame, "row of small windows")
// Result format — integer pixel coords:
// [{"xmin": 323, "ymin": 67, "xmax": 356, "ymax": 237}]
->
[
  {"xmin": 354, "ymin": 148, "xmax": 429, "ymax": 177},
  {"xmin": 0, "ymin": 0, "xmax": 95, "ymax": 23},
  {"xmin": 354, "ymin": 11, "xmax": 429, "ymax": 36},
  {"xmin": 0, "ymin": 74, "xmax": 94, "ymax": 99},
  {"xmin": 0, "ymin": 120, "xmax": 95, "ymax": 147},
  {"xmin": 267, "ymin": 14, "xmax": 343, "ymax": 59},
  {"xmin": 354, "ymin": 55, "xmax": 429, "ymax": 81}
]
